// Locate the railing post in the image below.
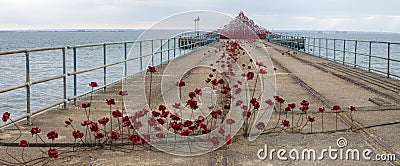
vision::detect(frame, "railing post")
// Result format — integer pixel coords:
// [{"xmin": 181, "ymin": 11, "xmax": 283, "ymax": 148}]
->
[
  {"xmin": 160, "ymin": 39, "xmax": 163, "ymax": 65},
  {"xmin": 318, "ymin": 38, "xmax": 321, "ymax": 57},
  {"xmin": 25, "ymin": 51, "xmax": 32, "ymax": 125},
  {"xmin": 173, "ymin": 38, "xmax": 176, "ymax": 58},
  {"xmin": 124, "ymin": 42, "xmax": 127, "ymax": 79},
  {"xmin": 151, "ymin": 40, "xmax": 154, "ymax": 66},
  {"xmin": 368, "ymin": 42, "xmax": 372, "ymax": 72},
  {"xmin": 343, "ymin": 40, "xmax": 346, "ymax": 64},
  {"xmin": 167, "ymin": 39, "xmax": 170, "ymax": 61},
  {"xmin": 313, "ymin": 38, "xmax": 316, "ymax": 55},
  {"xmin": 307, "ymin": 37, "xmax": 310, "ymax": 54},
  {"xmin": 103, "ymin": 44, "xmax": 107, "ymax": 92},
  {"xmin": 354, "ymin": 41, "xmax": 357, "ymax": 68},
  {"xmin": 62, "ymin": 48, "xmax": 67, "ymax": 110},
  {"xmin": 326, "ymin": 38, "xmax": 328, "ymax": 58},
  {"xmin": 333, "ymin": 39, "xmax": 336, "ymax": 62},
  {"xmin": 140, "ymin": 41, "xmax": 143, "ymax": 70},
  {"xmin": 73, "ymin": 48, "xmax": 77, "ymax": 105},
  {"xmin": 387, "ymin": 43, "xmax": 390, "ymax": 78}
]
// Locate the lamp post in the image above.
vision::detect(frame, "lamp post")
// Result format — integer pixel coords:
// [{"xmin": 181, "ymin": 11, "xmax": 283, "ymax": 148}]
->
[{"xmin": 194, "ymin": 16, "xmax": 200, "ymax": 36}]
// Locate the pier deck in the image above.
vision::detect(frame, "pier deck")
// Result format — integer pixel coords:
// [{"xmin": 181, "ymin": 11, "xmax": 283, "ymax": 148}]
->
[{"xmin": 0, "ymin": 40, "xmax": 399, "ymax": 165}]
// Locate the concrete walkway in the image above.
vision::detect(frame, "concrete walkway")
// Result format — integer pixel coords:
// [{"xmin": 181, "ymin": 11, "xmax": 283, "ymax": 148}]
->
[{"xmin": 0, "ymin": 40, "xmax": 399, "ymax": 165}]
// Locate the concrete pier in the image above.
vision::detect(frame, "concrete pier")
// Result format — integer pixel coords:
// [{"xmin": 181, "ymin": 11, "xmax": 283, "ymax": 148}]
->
[{"xmin": 0, "ymin": 40, "xmax": 399, "ymax": 165}]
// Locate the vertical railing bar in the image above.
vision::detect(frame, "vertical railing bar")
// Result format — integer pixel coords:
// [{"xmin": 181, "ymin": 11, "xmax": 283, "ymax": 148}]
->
[
  {"xmin": 73, "ymin": 48, "xmax": 77, "ymax": 105},
  {"xmin": 25, "ymin": 51, "xmax": 32, "ymax": 125},
  {"xmin": 368, "ymin": 42, "xmax": 372, "ymax": 72},
  {"xmin": 307, "ymin": 37, "xmax": 310, "ymax": 54},
  {"xmin": 151, "ymin": 40, "xmax": 154, "ymax": 66},
  {"xmin": 62, "ymin": 48, "xmax": 67, "ymax": 110},
  {"xmin": 333, "ymin": 39, "xmax": 336, "ymax": 62},
  {"xmin": 313, "ymin": 38, "xmax": 315, "ymax": 55},
  {"xmin": 318, "ymin": 38, "xmax": 321, "ymax": 57},
  {"xmin": 103, "ymin": 44, "xmax": 107, "ymax": 92},
  {"xmin": 387, "ymin": 43, "xmax": 390, "ymax": 78},
  {"xmin": 124, "ymin": 42, "xmax": 127, "ymax": 80},
  {"xmin": 326, "ymin": 38, "xmax": 328, "ymax": 58},
  {"xmin": 167, "ymin": 39, "xmax": 170, "ymax": 62},
  {"xmin": 343, "ymin": 40, "xmax": 346, "ymax": 65},
  {"xmin": 160, "ymin": 39, "xmax": 163, "ymax": 65},
  {"xmin": 140, "ymin": 41, "xmax": 143, "ymax": 70},
  {"xmin": 354, "ymin": 41, "xmax": 357, "ymax": 68},
  {"xmin": 174, "ymin": 38, "xmax": 176, "ymax": 58}
]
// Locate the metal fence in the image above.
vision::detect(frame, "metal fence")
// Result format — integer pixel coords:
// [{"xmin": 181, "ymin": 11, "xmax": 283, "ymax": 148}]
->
[
  {"xmin": 270, "ymin": 35, "xmax": 400, "ymax": 79},
  {"xmin": 0, "ymin": 31, "xmax": 219, "ymax": 127}
]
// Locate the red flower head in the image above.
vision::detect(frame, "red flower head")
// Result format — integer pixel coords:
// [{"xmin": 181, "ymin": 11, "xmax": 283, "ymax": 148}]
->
[
  {"xmin": 259, "ymin": 69, "xmax": 267, "ymax": 74},
  {"xmin": 308, "ymin": 116, "xmax": 315, "ymax": 122},
  {"xmin": 196, "ymin": 116, "xmax": 205, "ymax": 124},
  {"xmin": 255, "ymin": 122, "xmax": 266, "ymax": 131},
  {"xmin": 218, "ymin": 78, "xmax": 225, "ymax": 85},
  {"xmin": 176, "ymin": 81, "xmax": 185, "ymax": 87},
  {"xmin": 90, "ymin": 122, "xmax": 99, "ymax": 132},
  {"xmin": 30, "ymin": 127, "xmax": 41, "ymax": 136},
  {"xmin": 318, "ymin": 107, "xmax": 325, "ymax": 113},
  {"xmin": 152, "ymin": 111, "xmax": 160, "ymax": 117},
  {"xmin": 81, "ymin": 102, "xmax": 90, "ymax": 109},
  {"xmin": 186, "ymin": 99, "xmax": 198, "ymax": 109},
  {"xmin": 118, "ymin": 90, "xmax": 128, "ymax": 96},
  {"xmin": 242, "ymin": 110, "xmax": 251, "ymax": 118},
  {"xmin": 108, "ymin": 131, "xmax": 120, "ymax": 140},
  {"xmin": 288, "ymin": 103, "xmax": 296, "ymax": 109},
  {"xmin": 172, "ymin": 103, "xmax": 181, "ymax": 109},
  {"xmin": 95, "ymin": 132, "xmax": 104, "ymax": 139},
  {"xmin": 160, "ymin": 110, "xmax": 169, "ymax": 118},
  {"xmin": 183, "ymin": 120, "xmax": 192, "ymax": 127},
  {"xmin": 98, "ymin": 117, "xmax": 109, "ymax": 126},
  {"xmin": 189, "ymin": 91, "xmax": 196, "ymax": 99},
  {"xmin": 349, "ymin": 106, "xmax": 356, "ymax": 111},
  {"xmin": 89, "ymin": 82, "xmax": 98, "ymax": 87},
  {"xmin": 300, "ymin": 100, "xmax": 310, "ymax": 106},
  {"xmin": 158, "ymin": 104, "xmax": 167, "ymax": 111},
  {"xmin": 265, "ymin": 99, "xmax": 274, "ymax": 106},
  {"xmin": 181, "ymin": 129, "xmax": 191, "ymax": 136},
  {"xmin": 300, "ymin": 106, "xmax": 309, "ymax": 113},
  {"xmin": 148, "ymin": 66, "xmax": 157, "ymax": 73},
  {"xmin": 47, "ymin": 131, "xmax": 58, "ymax": 140},
  {"xmin": 2, "ymin": 112, "xmax": 10, "ymax": 122},
  {"xmin": 282, "ymin": 120, "xmax": 290, "ymax": 128},
  {"xmin": 157, "ymin": 118, "xmax": 166, "ymax": 125},
  {"xmin": 210, "ymin": 136, "xmax": 220, "ymax": 146},
  {"xmin": 19, "ymin": 140, "xmax": 29, "ymax": 147},
  {"xmin": 194, "ymin": 88, "xmax": 202, "ymax": 95},
  {"xmin": 81, "ymin": 120, "xmax": 92, "ymax": 126},
  {"xmin": 225, "ymin": 134, "xmax": 233, "ymax": 145},
  {"xmin": 112, "ymin": 110, "xmax": 123, "ymax": 118},
  {"xmin": 332, "ymin": 105, "xmax": 341, "ymax": 111},
  {"xmin": 129, "ymin": 134, "xmax": 141, "ymax": 145},
  {"xmin": 170, "ymin": 113, "xmax": 181, "ymax": 121},
  {"xmin": 106, "ymin": 98, "xmax": 116, "ymax": 105},
  {"xmin": 72, "ymin": 130, "xmax": 84, "ymax": 139},
  {"xmin": 277, "ymin": 97, "xmax": 285, "ymax": 104},
  {"xmin": 247, "ymin": 72, "xmax": 254, "ymax": 80},
  {"xmin": 48, "ymin": 148, "xmax": 58, "ymax": 158},
  {"xmin": 226, "ymin": 119, "xmax": 235, "ymax": 125}
]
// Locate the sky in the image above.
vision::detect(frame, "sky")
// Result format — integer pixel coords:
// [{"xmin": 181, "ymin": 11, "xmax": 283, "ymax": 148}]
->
[{"xmin": 0, "ymin": 0, "xmax": 399, "ymax": 33}]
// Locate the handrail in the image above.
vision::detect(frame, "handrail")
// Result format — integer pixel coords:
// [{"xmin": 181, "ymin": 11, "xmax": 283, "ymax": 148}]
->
[
  {"xmin": 270, "ymin": 35, "xmax": 400, "ymax": 79},
  {"xmin": 0, "ymin": 30, "xmax": 220, "ymax": 128}
]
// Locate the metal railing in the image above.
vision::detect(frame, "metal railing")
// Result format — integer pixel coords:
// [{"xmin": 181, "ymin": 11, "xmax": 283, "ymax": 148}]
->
[
  {"xmin": 270, "ymin": 35, "xmax": 400, "ymax": 79},
  {"xmin": 0, "ymin": 31, "xmax": 219, "ymax": 127}
]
